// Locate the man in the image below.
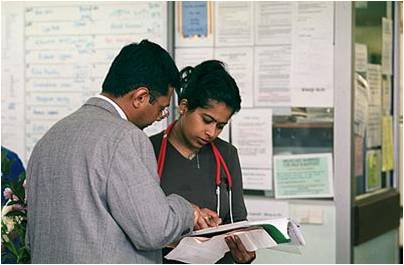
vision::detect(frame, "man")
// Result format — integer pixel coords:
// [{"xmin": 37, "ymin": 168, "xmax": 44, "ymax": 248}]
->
[{"xmin": 26, "ymin": 40, "xmax": 219, "ymax": 263}]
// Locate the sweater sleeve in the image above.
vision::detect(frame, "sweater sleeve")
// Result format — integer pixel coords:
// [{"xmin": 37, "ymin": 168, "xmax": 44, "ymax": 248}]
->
[{"xmin": 106, "ymin": 130, "xmax": 194, "ymax": 250}]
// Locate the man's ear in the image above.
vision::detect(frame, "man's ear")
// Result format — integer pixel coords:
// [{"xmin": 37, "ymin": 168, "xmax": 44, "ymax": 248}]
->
[
  {"xmin": 130, "ymin": 87, "xmax": 150, "ymax": 109},
  {"xmin": 178, "ymin": 99, "xmax": 188, "ymax": 114}
]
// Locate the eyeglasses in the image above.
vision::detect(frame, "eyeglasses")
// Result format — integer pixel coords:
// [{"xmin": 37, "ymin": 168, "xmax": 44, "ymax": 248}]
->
[
  {"xmin": 159, "ymin": 107, "xmax": 169, "ymax": 119},
  {"xmin": 149, "ymin": 91, "xmax": 170, "ymax": 120}
]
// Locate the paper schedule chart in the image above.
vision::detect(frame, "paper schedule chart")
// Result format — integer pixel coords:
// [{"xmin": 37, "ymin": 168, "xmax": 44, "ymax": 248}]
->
[{"xmin": 2, "ymin": 2, "xmax": 168, "ymax": 162}]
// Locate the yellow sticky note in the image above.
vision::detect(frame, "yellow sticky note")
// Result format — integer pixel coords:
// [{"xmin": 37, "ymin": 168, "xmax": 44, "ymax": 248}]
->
[{"xmin": 382, "ymin": 116, "xmax": 394, "ymax": 171}]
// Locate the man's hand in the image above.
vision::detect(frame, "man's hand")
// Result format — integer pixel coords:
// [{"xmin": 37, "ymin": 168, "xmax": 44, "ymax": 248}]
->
[
  {"xmin": 200, "ymin": 208, "xmax": 222, "ymax": 227},
  {"xmin": 191, "ymin": 204, "xmax": 222, "ymax": 230},
  {"xmin": 225, "ymin": 235, "xmax": 256, "ymax": 263}
]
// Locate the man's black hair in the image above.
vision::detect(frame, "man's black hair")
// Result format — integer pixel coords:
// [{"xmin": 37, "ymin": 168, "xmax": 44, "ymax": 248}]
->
[
  {"xmin": 177, "ymin": 60, "xmax": 241, "ymax": 113},
  {"xmin": 102, "ymin": 39, "xmax": 180, "ymax": 97}
]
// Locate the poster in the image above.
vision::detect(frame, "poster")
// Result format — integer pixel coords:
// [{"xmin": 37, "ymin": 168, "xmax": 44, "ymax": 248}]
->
[{"xmin": 274, "ymin": 153, "xmax": 334, "ymax": 199}]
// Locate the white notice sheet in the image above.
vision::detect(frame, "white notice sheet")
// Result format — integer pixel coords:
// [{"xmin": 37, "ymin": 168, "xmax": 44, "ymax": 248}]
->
[
  {"xmin": 366, "ymin": 64, "xmax": 382, "ymax": 148},
  {"xmin": 382, "ymin": 18, "xmax": 393, "ymax": 75},
  {"xmin": 175, "ymin": 47, "xmax": 214, "ymax": 71},
  {"xmin": 355, "ymin": 43, "xmax": 368, "ymax": 73},
  {"xmin": 215, "ymin": 2, "xmax": 253, "ymax": 47},
  {"xmin": 215, "ymin": 47, "xmax": 254, "ymax": 107},
  {"xmin": 254, "ymin": 2, "xmax": 293, "ymax": 45},
  {"xmin": 290, "ymin": 2, "xmax": 334, "ymax": 107},
  {"xmin": 254, "ymin": 46, "xmax": 291, "ymax": 107},
  {"xmin": 354, "ymin": 74, "xmax": 370, "ymax": 137},
  {"xmin": 231, "ymin": 108, "xmax": 272, "ymax": 190},
  {"xmin": 244, "ymin": 197, "xmax": 289, "ymax": 221}
]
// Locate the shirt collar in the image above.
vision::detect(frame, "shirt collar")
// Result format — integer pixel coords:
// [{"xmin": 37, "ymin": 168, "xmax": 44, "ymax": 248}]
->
[{"xmin": 93, "ymin": 94, "xmax": 128, "ymax": 120}]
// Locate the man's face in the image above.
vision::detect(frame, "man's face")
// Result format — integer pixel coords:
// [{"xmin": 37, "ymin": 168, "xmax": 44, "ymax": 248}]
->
[{"xmin": 138, "ymin": 87, "xmax": 174, "ymax": 129}]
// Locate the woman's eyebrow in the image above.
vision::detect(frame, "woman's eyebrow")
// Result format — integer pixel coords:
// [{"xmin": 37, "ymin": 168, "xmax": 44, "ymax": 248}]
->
[{"xmin": 202, "ymin": 113, "xmax": 228, "ymax": 125}]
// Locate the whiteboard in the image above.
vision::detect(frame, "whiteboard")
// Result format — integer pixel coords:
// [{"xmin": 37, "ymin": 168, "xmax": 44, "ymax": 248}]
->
[{"xmin": 1, "ymin": 1, "xmax": 168, "ymax": 163}]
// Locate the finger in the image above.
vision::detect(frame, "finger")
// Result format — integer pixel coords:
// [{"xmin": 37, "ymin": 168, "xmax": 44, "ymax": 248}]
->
[
  {"xmin": 225, "ymin": 236, "xmax": 238, "ymax": 252},
  {"xmin": 200, "ymin": 208, "xmax": 222, "ymax": 226},
  {"xmin": 193, "ymin": 210, "xmax": 200, "ymax": 226},
  {"xmin": 201, "ymin": 207, "xmax": 220, "ymax": 218},
  {"xmin": 203, "ymin": 215, "xmax": 221, "ymax": 227},
  {"xmin": 197, "ymin": 216, "xmax": 209, "ymax": 229},
  {"xmin": 193, "ymin": 223, "xmax": 200, "ymax": 231},
  {"xmin": 234, "ymin": 235, "xmax": 256, "ymax": 262},
  {"xmin": 234, "ymin": 235, "xmax": 248, "ymax": 252},
  {"xmin": 225, "ymin": 237, "xmax": 244, "ymax": 263}
]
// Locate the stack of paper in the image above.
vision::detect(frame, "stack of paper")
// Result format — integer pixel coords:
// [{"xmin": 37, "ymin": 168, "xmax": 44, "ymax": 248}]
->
[{"xmin": 165, "ymin": 217, "xmax": 305, "ymax": 263}]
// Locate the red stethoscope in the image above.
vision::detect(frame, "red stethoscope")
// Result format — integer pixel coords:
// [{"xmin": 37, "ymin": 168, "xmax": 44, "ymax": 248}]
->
[{"xmin": 157, "ymin": 121, "xmax": 234, "ymax": 223}]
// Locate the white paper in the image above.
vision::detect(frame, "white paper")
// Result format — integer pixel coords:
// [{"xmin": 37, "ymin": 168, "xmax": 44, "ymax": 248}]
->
[
  {"xmin": 366, "ymin": 64, "xmax": 382, "ymax": 148},
  {"xmin": 143, "ymin": 119, "xmax": 167, "ymax": 137},
  {"xmin": 166, "ymin": 228, "xmax": 276, "ymax": 263},
  {"xmin": 254, "ymin": 2, "xmax": 293, "ymax": 45},
  {"xmin": 291, "ymin": 205, "xmax": 324, "ymax": 225},
  {"xmin": 215, "ymin": 47, "xmax": 254, "ymax": 107},
  {"xmin": 244, "ymin": 197, "xmax": 289, "ymax": 221},
  {"xmin": 354, "ymin": 74, "xmax": 370, "ymax": 137},
  {"xmin": 254, "ymin": 46, "xmax": 292, "ymax": 107},
  {"xmin": 382, "ymin": 17, "xmax": 393, "ymax": 75},
  {"xmin": 231, "ymin": 108, "xmax": 272, "ymax": 190},
  {"xmin": 190, "ymin": 217, "xmax": 290, "ymax": 238},
  {"xmin": 241, "ymin": 168, "xmax": 272, "ymax": 191},
  {"xmin": 355, "ymin": 43, "xmax": 368, "ymax": 73},
  {"xmin": 253, "ymin": 2, "xmax": 293, "ymax": 107},
  {"xmin": 218, "ymin": 123, "xmax": 230, "ymax": 142},
  {"xmin": 174, "ymin": 47, "xmax": 214, "ymax": 71},
  {"xmin": 290, "ymin": 2, "xmax": 334, "ymax": 107},
  {"xmin": 166, "ymin": 218, "xmax": 304, "ymax": 263},
  {"xmin": 215, "ymin": 2, "xmax": 253, "ymax": 47}
]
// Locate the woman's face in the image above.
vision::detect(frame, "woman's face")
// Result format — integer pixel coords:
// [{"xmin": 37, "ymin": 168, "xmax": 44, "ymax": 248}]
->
[{"xmin": 179, "ymin": 100, "xmax": 233, "ymax": 149}]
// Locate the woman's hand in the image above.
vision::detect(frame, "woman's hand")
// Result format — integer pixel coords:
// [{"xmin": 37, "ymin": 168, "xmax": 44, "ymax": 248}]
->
[{"xmin": 225, "ymin": 235, "xmax": 256, "ymax": 263}]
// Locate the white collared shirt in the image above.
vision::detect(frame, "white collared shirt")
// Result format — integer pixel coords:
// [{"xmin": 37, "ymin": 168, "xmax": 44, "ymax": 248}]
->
[{"xmin": 93, "ymin": 94, "xmax": 128, "ymax": 120}]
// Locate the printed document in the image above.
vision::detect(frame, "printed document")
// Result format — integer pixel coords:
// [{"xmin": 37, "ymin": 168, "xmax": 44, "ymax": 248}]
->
[{"xmin": 165, "ymin": 218, "xmax": 305, "ymax": 263}]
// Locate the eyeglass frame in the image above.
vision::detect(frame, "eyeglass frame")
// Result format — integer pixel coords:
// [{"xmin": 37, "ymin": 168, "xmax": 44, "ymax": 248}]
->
[{"xmin": 148, "ymin": 90, "xmax": 170, "ymax": 120}]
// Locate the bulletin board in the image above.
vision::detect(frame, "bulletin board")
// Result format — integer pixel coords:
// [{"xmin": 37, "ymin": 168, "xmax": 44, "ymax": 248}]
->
[
  {"xmin": 1, "ymin": 1, "xmax": 168, "ymax": 163},
  {"xmin": 173, "ymin": 1, "xmax": 335, "ymax": 192}
]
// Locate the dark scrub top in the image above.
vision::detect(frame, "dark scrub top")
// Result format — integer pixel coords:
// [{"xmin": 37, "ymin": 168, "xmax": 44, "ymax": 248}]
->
[{"xmin": 150, "ymin": 131, "xmax": 247, "ymax": 264}]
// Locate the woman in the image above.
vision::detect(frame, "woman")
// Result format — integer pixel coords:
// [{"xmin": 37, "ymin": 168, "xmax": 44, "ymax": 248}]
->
[{"xmin": 150, "ymin": 60, "xmax": 256, "ymax": 263}]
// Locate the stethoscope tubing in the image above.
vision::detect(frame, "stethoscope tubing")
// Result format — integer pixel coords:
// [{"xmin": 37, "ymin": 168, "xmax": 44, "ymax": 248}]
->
[{"xmin": 157, "ymin": 121, "xmax": 234, "ymax": 223}]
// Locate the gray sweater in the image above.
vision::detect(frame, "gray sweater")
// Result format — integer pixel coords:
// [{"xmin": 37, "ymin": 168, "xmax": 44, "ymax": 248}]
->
[{"xmin": 27, "ymin": 97, "xmax": 194, "ymax": 263}]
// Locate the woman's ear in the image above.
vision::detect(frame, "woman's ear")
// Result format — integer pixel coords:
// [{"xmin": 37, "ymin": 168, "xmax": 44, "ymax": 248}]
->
[
  {"xmin": 178, "ymin": 99, "xmax": 188, "ymax": 114},
  {"xmin": 131, "ymin": 87, "xmax": 150, "ymax": 109}
]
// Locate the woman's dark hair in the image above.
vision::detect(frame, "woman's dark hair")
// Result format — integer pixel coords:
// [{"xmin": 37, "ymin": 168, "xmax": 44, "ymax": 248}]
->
[
  {"xmin": 177, "ymin": 60, "xmax": 241, "ymax": 113},
  {"xmin": 102, "ymin": 39, "xmax": 180, "ymax": 97}
]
